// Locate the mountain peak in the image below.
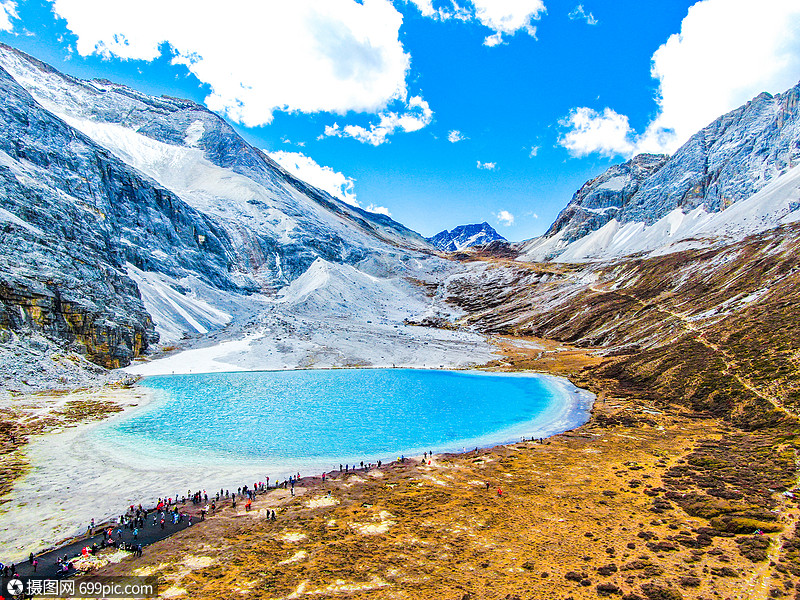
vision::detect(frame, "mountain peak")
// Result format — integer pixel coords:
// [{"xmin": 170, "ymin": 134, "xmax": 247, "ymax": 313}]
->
[
  {"xmin": 428, "ymin": 222, "xmax": 507, "ymax": 252},
  {"xmin": 521, "ymin": 81, "xmax": 800, "ymax": 263}
]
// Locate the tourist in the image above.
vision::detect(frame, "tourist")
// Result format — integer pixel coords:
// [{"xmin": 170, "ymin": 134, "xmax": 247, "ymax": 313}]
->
[
  {"xmin": 133, "ymin": 527, "xmax": 138, "ymax": 540},
  {"xmin": 32, "ymin": 558, "xmax": 38, "ymax": 573}
]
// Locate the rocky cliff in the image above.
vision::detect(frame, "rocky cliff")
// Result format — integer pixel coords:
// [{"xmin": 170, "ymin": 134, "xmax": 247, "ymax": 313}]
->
[
  {"xmin": 521, "ymin": 82, "xmax": 800, "ymax": 261},
  {"xmin": 0, "ymin": 44, "xmax": 435, "ymax": 376}
]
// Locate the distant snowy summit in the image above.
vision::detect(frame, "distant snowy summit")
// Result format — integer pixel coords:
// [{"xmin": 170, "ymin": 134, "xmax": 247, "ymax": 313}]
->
[
  {"xmin": 519, "ymin": 82, "xmax": 800, "ymax": 262},
  {"xmin": 428, "ymin": 222, "xmax": 507, "ymax": 252}
]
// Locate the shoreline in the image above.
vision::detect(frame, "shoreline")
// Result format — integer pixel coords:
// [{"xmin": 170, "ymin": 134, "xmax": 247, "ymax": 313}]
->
[
  {"xmin": 4, "ymin": 335, "xmax": 796, "ymax": 599},
  {"xmin": 116, "ymin": 368, "xmax": 594, "ymax": 464},
  {"xmin": 0, "ymin": 365, "xmax": 594, "ymax": 564}
]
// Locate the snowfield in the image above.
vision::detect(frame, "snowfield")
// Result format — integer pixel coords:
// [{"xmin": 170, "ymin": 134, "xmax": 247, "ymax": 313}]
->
[
  {"xmin": 519, "ymin": 163, "xmax": 800, "ymax": 263},
  {"xmin": 125, "ymin": 257, "xmax": 498, "ymax": 375}
]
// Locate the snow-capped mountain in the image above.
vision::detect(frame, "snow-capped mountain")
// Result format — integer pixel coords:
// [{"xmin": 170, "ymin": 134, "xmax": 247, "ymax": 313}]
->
[
  {"xmin": 428, "ymin": 222, "xmax": 507, "ymax": 252},
  {"xmin": 0, "ymin": 44, "xmax": 444, "ymax": 375},
  {"xmin": 520, "ymin": 82, "xmax": 800, "ymax": 262}
]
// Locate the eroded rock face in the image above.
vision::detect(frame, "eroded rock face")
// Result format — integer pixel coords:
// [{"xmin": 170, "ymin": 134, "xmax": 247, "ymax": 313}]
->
[
  {"xmin": 0, "ymin": 66, "xmax": 221, "ymax": 366},
  {"xmin": 0, "ymin": 44, "xmax": 435, "ymax": 374},
  {"xmin": 545, "ymin": 154, "xmax": 669, "ymax": 243},
  {"xmin": 0, "ymin": 270, "xmax": 154, "ymax": 368}
]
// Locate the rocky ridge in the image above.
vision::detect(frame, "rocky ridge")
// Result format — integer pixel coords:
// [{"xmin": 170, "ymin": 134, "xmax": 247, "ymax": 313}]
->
[
  {"xmin": 0, "ymin": 44, "xmax": 438, "ymax": 379},
  {"xmin": 521, "ymin": 82, "xmax": 800, "ymax": 261}
]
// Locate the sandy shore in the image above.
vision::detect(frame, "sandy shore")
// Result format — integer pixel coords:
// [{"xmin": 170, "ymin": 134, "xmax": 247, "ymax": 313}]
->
[{"xmin": 0, "ymin": 367, "xmax": 592, "ymax": 564}]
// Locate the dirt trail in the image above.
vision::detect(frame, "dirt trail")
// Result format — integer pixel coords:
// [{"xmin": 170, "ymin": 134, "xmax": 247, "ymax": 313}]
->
[
  {"xmin": 749, "ymin": 448, "xmax": 800, "ymax": 599},
  {"xmin": 589, "ymin": 284, "xmax": 797, "ymax": 419}
]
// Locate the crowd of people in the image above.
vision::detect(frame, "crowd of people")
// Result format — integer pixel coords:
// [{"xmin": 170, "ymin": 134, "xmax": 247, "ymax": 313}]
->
[{"xmin": 5, "ymin": 453, "xmax": 451, "ymax": 579}]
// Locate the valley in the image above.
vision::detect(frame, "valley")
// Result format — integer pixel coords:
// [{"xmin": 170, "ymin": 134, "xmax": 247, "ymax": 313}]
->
[{"xmin": 0, "ymin": 40, "xmax": 799, "ymax": 600}]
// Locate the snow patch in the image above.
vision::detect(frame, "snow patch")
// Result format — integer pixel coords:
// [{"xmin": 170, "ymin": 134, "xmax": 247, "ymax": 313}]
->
[
  {"xmin": 126, "ymin": 264, "xmax": 233, "ymax": 343},
  {"xmin": 0, "ymin": 206, "xmax": 45, "ymax": 237},
  {"xmin": 183, "ymin": 120, "xmax": 205, "ymax": 147},
  {"xmin": 597, "ymin": 175, "xmax": 627, "ymax": 191},
  {"xmin": 124, "ymin": 333, "xmax": 263, "ymax": 376}
]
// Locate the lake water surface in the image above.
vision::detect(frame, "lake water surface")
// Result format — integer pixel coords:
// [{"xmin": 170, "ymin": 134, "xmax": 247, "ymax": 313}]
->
[
  {"xmin": 0, "ymin": 369, "xmax": 594, "ymax": 562},
  {"xmin": 96, "ymin": 369, "xmax": 593, "ymax": 472}
]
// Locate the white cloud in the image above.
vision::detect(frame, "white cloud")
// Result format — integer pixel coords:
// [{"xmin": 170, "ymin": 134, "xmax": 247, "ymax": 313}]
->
[
  {"xmin": 483, "ymin": 32, "xmax": 505, "ymax": 47},
  {"xmin": 471, "ymin": 0, "xmax": 546, "ymax": 46},
  {"xmin": 568, "ymin": 4, "xmax": 598, "ymax": 25},
  {"xmin": 0, "ymin": 1, "xmax": 17, "ymax": 31},
  {"xmin": 528, "ymin": 145, "xmax": 540, "ymax": 157},
  {"xmin": 324, "ymin": 95, "xmax": 433, "ymax": 145},
  {"xmin": 406, "ymin": 0, "xmax": 545, "ymax": 46},
  {"xmin": 639, "ymin": 0, "xmax": 800, "ymax": 154},
  {"xmin": 448, "ymin": 129, "xmax": 467, "ymax": 143},
  {"xmin": 558, "ymin": 107, "xmax": 634, "ymax": 158},
  {"xmin": 559, "ymin": 0, "xmax": 800, "ymax": 158},
  {"xmin": 405, "ymin": 0, "xmax": 474, "ymax": 21},
  {"xmin": 268, "ymin": 150, "xmax": 358, "ymax": 206},
  {"xmin": 477, "ymin": 160, "xmax": 496, "ymax": 170},
  {"xmin": 49, "ymin": 0, "xmax": 411, "ymax": 127},
  {"xmin": 495, "ymin": 210, "xmax": 515, "ymax": 226},
  {"xmin": 365, "ymin": 203, "xmax": 392, "ymax": 216},
  {"xmin": 407, "ymin": 0, "xmax": 435, "ymax": 17}
]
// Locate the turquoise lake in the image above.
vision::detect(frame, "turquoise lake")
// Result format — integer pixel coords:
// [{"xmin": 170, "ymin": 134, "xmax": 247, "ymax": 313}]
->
[{"xmin": 98, "ymin": 369, "xmax": 592, "ymax": 473}]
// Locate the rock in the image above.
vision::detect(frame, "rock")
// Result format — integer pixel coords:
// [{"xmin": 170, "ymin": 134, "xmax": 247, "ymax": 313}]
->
[
  {"xmin": 596, "ymin": 583, "xmax": 622, "ymax": 596},
  {"xmin": 597, "ymin": 564, "xmax": 619, "ymax": 576}
]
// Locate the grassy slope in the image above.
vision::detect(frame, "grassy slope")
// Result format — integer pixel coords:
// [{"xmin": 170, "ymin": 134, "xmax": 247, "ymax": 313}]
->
[{"xmin": 92, "ymin": 226, "xmax": 800, "ymax": 599}]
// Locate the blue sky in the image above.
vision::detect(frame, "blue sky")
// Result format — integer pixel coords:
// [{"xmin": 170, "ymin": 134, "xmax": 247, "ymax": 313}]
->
[{"xmin": 1, "ymin": 0, "xmax": 799, "ymax": 240}]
